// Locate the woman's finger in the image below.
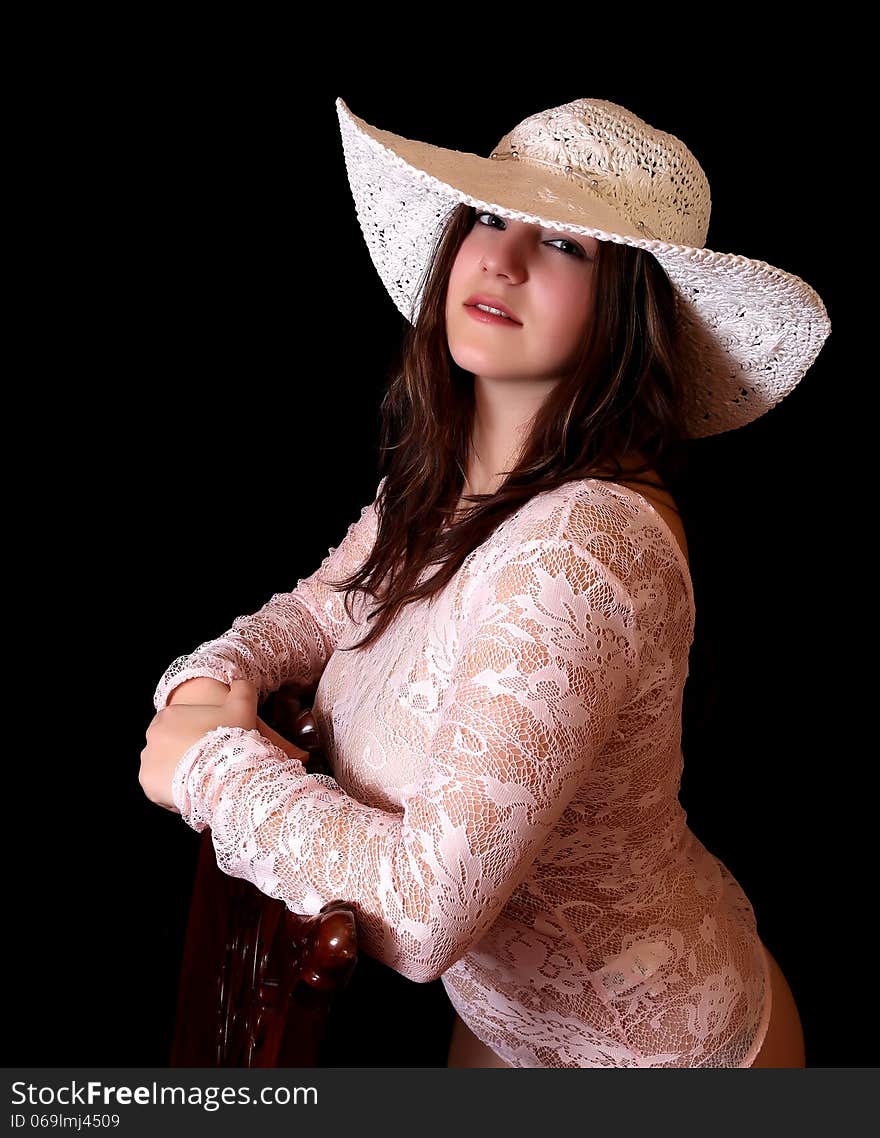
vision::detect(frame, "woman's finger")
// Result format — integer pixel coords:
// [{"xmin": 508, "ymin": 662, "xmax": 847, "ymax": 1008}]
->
[{"xmin": 255, "ymin": 715, "xmax": 310, "ymax": 762}]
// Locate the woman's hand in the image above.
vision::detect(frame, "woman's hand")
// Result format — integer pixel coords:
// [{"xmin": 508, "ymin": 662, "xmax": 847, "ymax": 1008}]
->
[
  {"xmin": 140, "ymin": 678, "xmax": 261, "ymax": 813},
  {"xmin": 167, "ymin": 676, "xmax": 310, "ymax": 763},
  {"xmin": 254, "ymin": 716, "xmax": 311, "ymax": 764}
]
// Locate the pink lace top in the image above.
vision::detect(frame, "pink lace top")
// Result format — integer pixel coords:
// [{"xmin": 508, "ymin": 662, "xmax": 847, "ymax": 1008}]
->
[{"xmin": 154, "ymin": 477, "xmax": 771, "ymax": 1068}]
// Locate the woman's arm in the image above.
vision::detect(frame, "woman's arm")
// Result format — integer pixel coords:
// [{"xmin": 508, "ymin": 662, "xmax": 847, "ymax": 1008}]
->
[
  {"xmin": 169, "ymin": 535, "xmax": 641, "ymax": 983},
  {"xmin": 166, "ymin": 677, "xmax": 230, "ymax": 705},
  {"xmin": 153, "ymin": 478, "xmax": 386, "ymax": 713},
  {"xmin": 165, "ymin": 673, "xmax": 308, "ymax": 762}
]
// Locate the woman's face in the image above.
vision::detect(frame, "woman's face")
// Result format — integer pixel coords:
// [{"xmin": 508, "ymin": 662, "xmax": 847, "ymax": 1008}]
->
[{"xmin": 445, "ymin": 211, "xmax": 601, "ymax": 385}]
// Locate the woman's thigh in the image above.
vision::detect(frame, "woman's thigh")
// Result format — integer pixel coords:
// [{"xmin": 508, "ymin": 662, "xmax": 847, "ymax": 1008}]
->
[
  {"xmin": 748, "ymin": 940, "xmax": 806, "ymax": 1068},
  {"xmin": 447, "ymin": 1013, "xmax": 512, "ymax": 1067}
]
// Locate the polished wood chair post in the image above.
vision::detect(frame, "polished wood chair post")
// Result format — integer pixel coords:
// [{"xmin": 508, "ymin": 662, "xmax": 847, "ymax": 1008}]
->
[{"xmin": 169, "ymin": 683, "xmax": 360, "ymax": 1068}]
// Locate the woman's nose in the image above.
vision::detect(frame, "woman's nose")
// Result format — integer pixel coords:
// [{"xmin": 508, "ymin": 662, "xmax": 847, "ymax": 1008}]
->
[{"xmin": 480, "ymin": 238, "xmax": 528, "ymax": 278}]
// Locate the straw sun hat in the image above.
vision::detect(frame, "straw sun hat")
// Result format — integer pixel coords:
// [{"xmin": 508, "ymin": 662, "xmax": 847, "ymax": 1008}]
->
[{"xmin": 334, "ymin": 96, "xmax": 831, "ymax": 440}]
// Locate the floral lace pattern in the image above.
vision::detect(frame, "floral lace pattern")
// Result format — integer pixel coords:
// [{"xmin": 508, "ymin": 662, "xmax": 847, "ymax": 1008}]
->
[{"xmin": 155, "ymin": 477, "xmax": 771, "ymax": 1067}]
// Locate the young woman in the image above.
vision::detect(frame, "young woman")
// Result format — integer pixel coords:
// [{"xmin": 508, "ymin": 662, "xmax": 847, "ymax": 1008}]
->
[{"xmin": 140, "ymin": 96, "xmax": 829, "ymax": 1067}]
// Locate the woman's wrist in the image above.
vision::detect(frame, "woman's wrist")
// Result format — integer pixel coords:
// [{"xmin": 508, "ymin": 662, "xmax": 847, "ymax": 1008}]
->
[{"xmin": 166, "ymin": 676, "xmax": 231, "ymax": 706}]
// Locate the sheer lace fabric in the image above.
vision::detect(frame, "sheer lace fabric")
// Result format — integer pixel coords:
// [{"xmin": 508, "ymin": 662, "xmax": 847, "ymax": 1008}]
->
[{"xmin": 154, "ymin": 477, "xmax": 771, "ymax": 1068}]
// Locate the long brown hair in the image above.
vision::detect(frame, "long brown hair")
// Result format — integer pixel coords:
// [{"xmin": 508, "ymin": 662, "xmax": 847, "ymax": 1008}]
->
[{"xmin": 333, "ymin": 202, "xmax": 690, "ymax": 653}]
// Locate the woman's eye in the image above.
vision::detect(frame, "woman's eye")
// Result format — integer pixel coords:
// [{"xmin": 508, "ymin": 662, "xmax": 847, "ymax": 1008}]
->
[
  {"xmin": 475, "ymin": 212, "xmax": 586, "ymax": 259},
  {"xmin": 548, "ymin": 238, "xmax": 585, "ymax": 259}
]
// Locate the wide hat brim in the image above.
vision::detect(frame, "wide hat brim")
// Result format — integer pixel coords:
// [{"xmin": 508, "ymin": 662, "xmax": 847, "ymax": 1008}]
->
[{"xmin": 335, "ymin": 97, "xmax": 832, "ymax": 440}]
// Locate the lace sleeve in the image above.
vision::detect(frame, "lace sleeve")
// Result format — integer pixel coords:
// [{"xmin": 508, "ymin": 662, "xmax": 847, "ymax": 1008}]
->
[
  {"xmin": 170, "ymin": 535, "xmax": 641, "ymax": 983},
  {"xmin": 152, "ymin": 478, "xmax": 386, "ymax": 711}
]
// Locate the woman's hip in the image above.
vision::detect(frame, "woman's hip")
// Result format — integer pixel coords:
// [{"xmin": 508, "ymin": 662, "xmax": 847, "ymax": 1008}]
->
[{"xmin": 748, "ymin": 939, "xmax": 805, "ymax": 1067}]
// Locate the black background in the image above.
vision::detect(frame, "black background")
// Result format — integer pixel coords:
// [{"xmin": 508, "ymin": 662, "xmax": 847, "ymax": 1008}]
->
[{"xmin": 10, "ymin": 30, "xmax": 860, "ymax": 1070}]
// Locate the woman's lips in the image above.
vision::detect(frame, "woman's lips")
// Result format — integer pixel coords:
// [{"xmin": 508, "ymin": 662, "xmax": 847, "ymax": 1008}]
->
[{"xmin": 465, "ymin": 305, "xmax": 522, "ymax": 328}]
